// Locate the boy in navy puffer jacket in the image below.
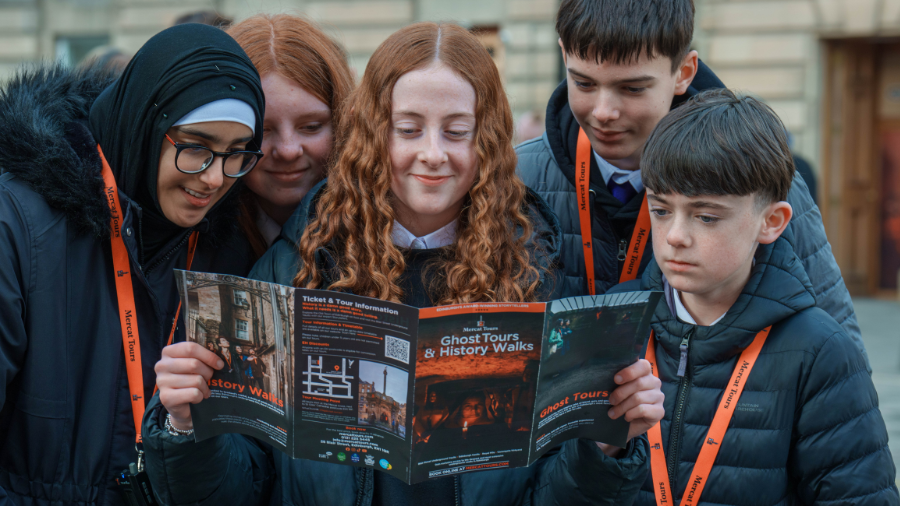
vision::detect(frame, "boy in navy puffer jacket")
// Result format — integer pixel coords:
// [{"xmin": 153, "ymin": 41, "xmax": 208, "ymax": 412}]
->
[
  {"xmin": 617, "ymin": 89, "xmax": 899, "ymax": 505},
  {"xmin": 517, "ymin": 0, "xmax": 871, "ymax": 374}
]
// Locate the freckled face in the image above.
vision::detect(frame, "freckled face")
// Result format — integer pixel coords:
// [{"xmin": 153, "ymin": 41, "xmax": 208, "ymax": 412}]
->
[
  {"xmin": 243, "ymin": 72, "xmax": 333, "ymax": 224},
  {"xmin": 647, "ymin": 191, "xmax": 764, "ymax": 299},
  {"xmin": 389, "ymin": 62, "xmax": 478, "ymax": 237}
]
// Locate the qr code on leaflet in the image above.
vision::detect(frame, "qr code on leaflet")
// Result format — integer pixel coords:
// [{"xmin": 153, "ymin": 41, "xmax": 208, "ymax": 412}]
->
[{"xmin": 385, "ymin": 335, "xmax": 410, "ymax": 364}]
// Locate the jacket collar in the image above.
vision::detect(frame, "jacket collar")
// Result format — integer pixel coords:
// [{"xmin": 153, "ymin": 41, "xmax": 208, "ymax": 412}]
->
[
  {"xmin": 0, "ymin": 64, "xmax": 239, "ymax": 246},
  {"xmin": 279, "ymin": 179, "xmax": 564, "ymax": 288},
  {"xmin": 641, "ymin": 235, "xmax": 816, "ymax": 366}
]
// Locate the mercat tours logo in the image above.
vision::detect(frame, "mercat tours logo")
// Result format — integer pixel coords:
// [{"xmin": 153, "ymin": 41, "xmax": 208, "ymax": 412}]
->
[{"xmin": 463, "ymin": 315, "xmax": 498, "ymax": 332}]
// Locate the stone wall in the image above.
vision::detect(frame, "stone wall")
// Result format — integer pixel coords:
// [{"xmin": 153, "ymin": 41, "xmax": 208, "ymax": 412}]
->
[
  {"xmin": 6, "ymin": 0, "xmax": 898, "ymax": 172},
  {"xmin": 0, "ymin": 0, "xmax": 560, "ymax": 125},
  {"xmin": 695, "ymin": 0, "xmax": 900, "ymax": 169}
]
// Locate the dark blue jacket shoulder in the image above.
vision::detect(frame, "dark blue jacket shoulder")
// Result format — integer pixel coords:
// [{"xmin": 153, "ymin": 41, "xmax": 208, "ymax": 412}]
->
[{"xmin": 629, "ymin": 237, "xmax": 897, "ymax": 505}]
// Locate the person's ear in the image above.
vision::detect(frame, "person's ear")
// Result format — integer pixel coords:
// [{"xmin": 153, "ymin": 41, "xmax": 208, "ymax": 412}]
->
[
  {"xmin": 674, "ymin": 50, "xmax": 699, "ymax": 96},
  {"xmin": 757, "ymin": 201, "xmax": 792, "ymax": 245},
  {"xmin": 558, "ymin": 39, "xmax": 568, "ymax": 66}
]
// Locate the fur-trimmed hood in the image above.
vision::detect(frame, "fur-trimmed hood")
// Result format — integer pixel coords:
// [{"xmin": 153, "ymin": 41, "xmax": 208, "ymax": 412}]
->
[
  {"xmin": 0, "ymin": 64, "xmax": 113, "ymax": 237},
  {"xmin": 0, "ymin": 64, "xmax": 240, "ymax": 244}
]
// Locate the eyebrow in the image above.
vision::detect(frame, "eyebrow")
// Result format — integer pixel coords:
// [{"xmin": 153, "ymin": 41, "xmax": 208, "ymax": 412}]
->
[
  {"xmin": 647, "ymin": 194, "xmax": 669, "ymax": 205},
  {"xmin": 392, "ymin": 111, "xmax": 475, "ymax": 121},
  {"xmin": 174, "ymin": 126, "xmax": 253, "ymax": 145},
  {"xmin": 566, "ymin": 68, "xmax": 657, "ymax": 86},
  {"xmin": 647, "ymin": 194, "xmax": 732, "ymax": 211},
  {"xmin": 688, "ymin": 201, "xmax": 730, "ymax": 211}
]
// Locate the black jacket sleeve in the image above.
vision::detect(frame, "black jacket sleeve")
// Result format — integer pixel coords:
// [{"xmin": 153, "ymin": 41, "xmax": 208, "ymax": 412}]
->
[
  {"xmin": 783, "ymin": 174, "xmax": 868, "ymax": 372},
  {"xmin": 790, "ymin": 326, "xmax": 898, "ymax": 504},
  {"xmin": 0, "ymin": 182, "xmax": 33, "ymax": 505},
  {"xmin": 142, "ymin": 393, "xmax": 276, "ymax": 506},
  {"xmin": 531, "ymin": 438, "xmax": 650, "ymax": 505}
]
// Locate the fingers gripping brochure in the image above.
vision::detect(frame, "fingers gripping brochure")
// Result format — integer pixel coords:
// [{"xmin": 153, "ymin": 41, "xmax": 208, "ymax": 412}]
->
[{"xmin": 175, "ymin": 271, "xmax": 661, "ymax": 484}]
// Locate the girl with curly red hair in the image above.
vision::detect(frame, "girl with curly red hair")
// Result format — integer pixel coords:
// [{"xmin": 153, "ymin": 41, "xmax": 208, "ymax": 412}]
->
[{"xmin": 147, "ymin": 22, "xmax": 662, "ymax": 506}]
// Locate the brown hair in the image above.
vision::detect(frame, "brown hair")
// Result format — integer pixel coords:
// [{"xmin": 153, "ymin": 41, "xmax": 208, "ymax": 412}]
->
[
  {"xmin": 294, "ymin": 22, "xmax": 544, "ymax": 304},
  {"xmin": 556, "ymin": 0, "xmax": 694, "ymax": 72},
  {"xmin": 227, "ymin": 14, "xmax": 354, "ymax": 259},
  {"xmin": 641, "ymin": 89, "xmax": 795, "ymax": 204}
]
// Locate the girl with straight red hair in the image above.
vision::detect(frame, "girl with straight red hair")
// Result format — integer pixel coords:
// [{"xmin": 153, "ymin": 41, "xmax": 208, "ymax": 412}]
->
[
  {"xmin": 145, "ymin": 22, "xmax": 661, "ymax": 505},
  {"xmin": 228, "ymin": 14, "xmax": 354, "ymax": 263}
]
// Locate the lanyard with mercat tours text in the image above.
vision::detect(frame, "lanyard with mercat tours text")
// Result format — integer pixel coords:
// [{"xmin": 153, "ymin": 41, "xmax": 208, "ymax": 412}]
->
[
  {"xmin": 574, "ymin": 127, "xmax": 651, "ymax": 294},
  {"xmin": 645, "ymin": 326, "xmax": 771, "ymax": 506},
  {"xmin": 99, "ymin": 145, "xmax": 198, "ymax": 444}
]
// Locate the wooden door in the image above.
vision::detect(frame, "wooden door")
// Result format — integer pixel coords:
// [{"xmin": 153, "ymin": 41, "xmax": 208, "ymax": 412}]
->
[
  {"xmin": 821, "ymin": 40, "xmax": 880, "ymax": 295},
  {"xmin": 876, "ymin": 45, "xmax": 900, "ymax": 293}
]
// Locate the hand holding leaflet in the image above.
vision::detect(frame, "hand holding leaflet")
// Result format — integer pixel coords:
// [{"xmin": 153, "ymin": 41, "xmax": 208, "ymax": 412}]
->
[
  {"xmin": 599, "ymin": 359, "xmax": 664, "ymax": 456},
  {"xmin": 173, "ymin": 270, "xmax": 661, "ymax": 484},
  {"xmin": 155, "ymin": 342, "xmax": 224, "ymax": 430}
]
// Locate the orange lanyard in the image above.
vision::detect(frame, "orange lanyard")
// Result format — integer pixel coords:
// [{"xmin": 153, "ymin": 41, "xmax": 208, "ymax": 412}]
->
[
  {"xmin": 574, "ymin": 128, "xmax": 651, "ymax": 295},
  {"xmin": 645, "ymin": 326, "xmax": 771, "ymax": 506},
  {"xmin": 99, "ymin": 145, "xmax": 198, "ymax": 443}
]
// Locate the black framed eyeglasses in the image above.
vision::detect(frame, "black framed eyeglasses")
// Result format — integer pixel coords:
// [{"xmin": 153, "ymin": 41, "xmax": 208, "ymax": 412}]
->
[{"xmin": 165, "ymin": 134, "xmax": 263, "ymax": 178}]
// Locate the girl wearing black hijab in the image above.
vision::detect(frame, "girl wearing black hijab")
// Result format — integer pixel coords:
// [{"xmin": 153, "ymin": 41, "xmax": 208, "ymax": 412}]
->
[{"xmin": 0, "ymin": 24, "xmax": 264, "ymax": 505}]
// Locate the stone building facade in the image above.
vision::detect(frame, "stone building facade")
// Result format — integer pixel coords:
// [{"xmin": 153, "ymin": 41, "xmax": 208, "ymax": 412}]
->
[
  {"xmin": 4, "ymin": 0, "xmax": 900, "ymax": 294},
  {"xmin": 0, "ymin": 0, "xmax": 560, "ymax": 121},
  {"xmin": 694, "ymin": 0, "xmax": 900, "ymax": 295},
  {"xmin": 358, "ymin": 379, "xmax": 374, "ymax": 419}
]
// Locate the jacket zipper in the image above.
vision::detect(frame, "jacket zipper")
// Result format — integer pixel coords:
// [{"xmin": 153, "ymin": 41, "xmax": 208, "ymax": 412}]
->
[
  {"xmin": 617, "ymin": 239, "xmax": 627, "ymax": 262},
  {"xmin": 355, "ymin": 469, "xmax": 368, "ymax": 506},
  {"xmin": 667, "ymin": 327, "xmax": 694, "ymax": 491},
  {"xmin": 454, "ymin": 475, "xmax": 460, "ymax": 506},
  {"xmin": 144, "ymin": 230, "xmax": 193, "ymax": 275}
]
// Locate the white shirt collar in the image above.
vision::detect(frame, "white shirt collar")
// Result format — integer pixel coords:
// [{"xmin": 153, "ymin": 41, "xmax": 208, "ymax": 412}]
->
[
  {"xmin": 593, "ymin": 150, "xmax": 644, "ymax": 193},
  {"xmin": 669, "ymin": 258, "xmax": 753, "ymax": 327},
  {"xmin": 672, "ymin": 287, "xmax": 727, "ymax": 327},
  {"xmin": 391, "ymin": 219, "xmax": 458, "ymax": 249},
  {"xmin": 255, "ymin": 204, "xmax": 283, "ymax": 248}
]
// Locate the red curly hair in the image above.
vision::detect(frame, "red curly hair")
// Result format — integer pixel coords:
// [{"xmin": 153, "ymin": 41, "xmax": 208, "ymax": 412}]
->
[{"xmin": 295, "ymin": 22, "xmax": 544, "ymax": 305}]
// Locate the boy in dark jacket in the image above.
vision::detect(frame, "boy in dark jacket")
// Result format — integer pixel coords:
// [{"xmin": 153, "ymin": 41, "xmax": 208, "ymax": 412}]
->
[
  {"xmin": 515, "ymin": 0, "xmax": 870, "ymax": 371},
  {"xmin": 619, "ymin": 89, "xmax": 898, "ymax": 505}
]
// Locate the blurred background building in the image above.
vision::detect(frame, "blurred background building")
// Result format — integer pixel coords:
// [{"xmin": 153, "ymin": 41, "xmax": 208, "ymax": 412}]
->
[{"xmin": 2, "ymin": 0, "xmax": 900, "ymax": 296}]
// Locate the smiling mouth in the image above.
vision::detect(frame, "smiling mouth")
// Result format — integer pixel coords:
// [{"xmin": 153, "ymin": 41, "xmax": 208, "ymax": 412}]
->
[
  {"xmin": 267, "ymin": 168, "xmax": 310, "ymax": 181},
  {"xmin": 413, "ymin": 175, "xmax": 451, "ymax": 185},
  {"xmin": 181, "ymin": 186, "xmax": 213, "ymax": 206},
  {"xmin": 182, "ymin": 186, "xmax": 209, "ymax": 198}
]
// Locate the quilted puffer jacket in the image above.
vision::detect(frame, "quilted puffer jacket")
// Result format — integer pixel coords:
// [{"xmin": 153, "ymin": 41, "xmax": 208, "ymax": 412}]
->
[
  {"xmin": 515, "ymin": 69, "xmax": 869, "ymax": 373},
  {"xmin": 613, "ymin": 235, "xmax": 898, "ymax": 505}
]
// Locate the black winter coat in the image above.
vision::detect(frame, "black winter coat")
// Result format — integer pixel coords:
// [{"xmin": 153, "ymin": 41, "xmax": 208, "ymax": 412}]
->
[
  {"xmin": 141, "ymin": 179, "xmax": 651, "ymax": 506},
  {"xmin": 514, "ymin": 64, "xmax": 870, "ymax": 371},
  {"xmin": 0, "ymin": 67, "xmax": 252, "ymax": 505},
  {"xmin": 612, "ymin": 238, "xmax": 898, "ymax": 505}
]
